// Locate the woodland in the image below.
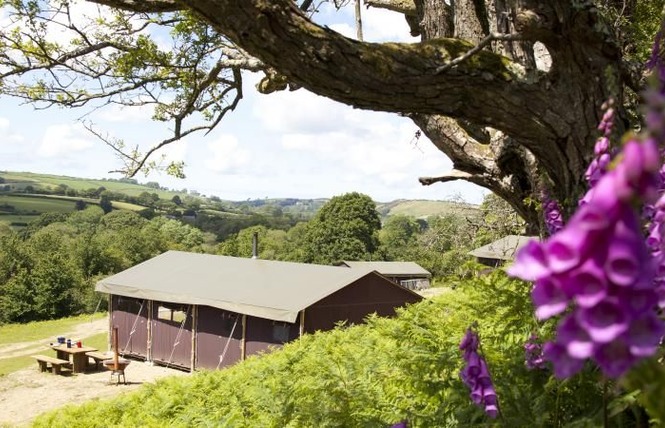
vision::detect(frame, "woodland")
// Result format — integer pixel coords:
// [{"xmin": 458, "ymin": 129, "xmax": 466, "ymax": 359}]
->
[{"xmin": 0, "ymin": 191, "xmax": 518, "ymax": 324}]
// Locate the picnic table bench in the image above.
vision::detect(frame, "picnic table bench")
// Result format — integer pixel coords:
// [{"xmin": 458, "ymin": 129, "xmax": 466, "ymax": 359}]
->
[
  {"xmin": 32, "ymin": 355, "xmax": 72, "ymax": 375},
  {"xmin": 85, "ymin": 351, "xmax": 113, "ymax": 371}
]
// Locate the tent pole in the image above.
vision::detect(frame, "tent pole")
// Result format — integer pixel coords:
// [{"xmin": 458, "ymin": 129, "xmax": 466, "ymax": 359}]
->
[
  {"xmin": 107, "ymin": 295, "xmax": 113, "ymax": 351},
  {"xmin": 191, "ymin": 305, "xmax": 197, "ymax": 372},
  {"xmin": 241, "ymin": 314, "xmax": 247, "ymax": 360},
  {"xmin": 299, "ymin": 309, "xmax": 305, "ymax": 337},
  {"xmin": 147, "ymin": 301, "xmax": 153, "ymax": 363}
]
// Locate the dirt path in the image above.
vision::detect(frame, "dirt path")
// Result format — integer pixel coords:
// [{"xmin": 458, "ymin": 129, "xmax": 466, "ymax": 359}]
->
[{"xmin": 0, "ymin": 317, "xmax": 187, "ymax": 427}]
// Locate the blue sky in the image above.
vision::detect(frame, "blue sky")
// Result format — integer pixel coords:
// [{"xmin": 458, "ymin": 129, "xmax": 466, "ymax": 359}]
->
[{"xmin": 0, "ymin": 3, "xmax": 486, "ymax": 203}]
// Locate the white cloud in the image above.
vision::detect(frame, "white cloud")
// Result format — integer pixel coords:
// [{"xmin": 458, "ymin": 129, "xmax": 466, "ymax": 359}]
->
[
  {"xmin": 38, "ymin": 123, "xmax": 94, "ymax": 157},
  {"xmin": 253, "ymin": 89, "xmax": 347, "ymax": 134},
  {"xmin": 361, "ymin": 8, "xmax": 419, "ymax": 42},
  {"xmin": 316, "ymin": 3, "xmax": 418, "ymax": 43},
  {"xmin": 329, "ymin": 23, "xmax": 355, "ymax": 38},
  {"xmin": 160, "ymin": 140, "xmax": 189, "ymax": 164},
  {"xmin": 97, "ymin": 104, "xmax": 155, "ymax": 123},
  {"xmin": 205, "ymin": 134, "xmax": 251, "ymax": 173}
]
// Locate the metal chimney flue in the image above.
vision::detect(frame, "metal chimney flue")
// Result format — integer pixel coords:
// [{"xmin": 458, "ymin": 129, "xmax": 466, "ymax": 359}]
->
[{"xmin": 252, "ymin": 232, "xmax": 258, "ymax": 259}]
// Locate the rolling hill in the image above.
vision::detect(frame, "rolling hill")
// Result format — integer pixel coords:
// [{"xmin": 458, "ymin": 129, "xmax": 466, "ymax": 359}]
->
[{"xmin": 0, "ymin": 171, "xmax": 480, "ymax": 228}]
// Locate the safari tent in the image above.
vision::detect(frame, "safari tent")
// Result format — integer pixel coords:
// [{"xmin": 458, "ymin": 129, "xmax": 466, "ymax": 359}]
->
[
  {"xmin": 96, "ymin": 251, "xmax": 422, "ymax": 371},
  {"xmin": 338, "ymin": 261, "xmax": 432, "ymax": 290}
]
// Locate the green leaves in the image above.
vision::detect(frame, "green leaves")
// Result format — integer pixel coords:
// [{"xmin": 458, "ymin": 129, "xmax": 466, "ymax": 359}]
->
[{"xmin": 301, "ymin": 192, "xmax": 381, "ymax": 264}]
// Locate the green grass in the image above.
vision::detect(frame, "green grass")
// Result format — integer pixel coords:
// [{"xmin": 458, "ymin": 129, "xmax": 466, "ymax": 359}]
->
[
  {"xmin": 0, "ymin": 313, "xmax": 106, "ymax": 346},
  {"xmin": 0, "ymin": 213, "xmax": 38, "ymax": 223},
  {"xmin": 0, "ymin": 194, "xmax": 77, "ymax": 214},
  {"xmin": 0, "ymin": 171, "xmax": 189, "ymax": 199},
  {"xmin": 0, "ymin": 355, "xmax": 33, "ymax": 377},
  {"xmin": 110, "ymin": 201, "xmax": 147, "ymax": 211},
  {"xmin": 378, "ymin": 199, "xmax": 479, "ymax": 219}
]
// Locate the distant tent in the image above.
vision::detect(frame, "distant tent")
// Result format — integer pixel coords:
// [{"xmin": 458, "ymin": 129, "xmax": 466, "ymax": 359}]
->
[
  {"xmin": 468, "ymin": 235, "xmax": 537, "ymax": 266},
  {"xmin": 338, "ymin": 261, "xmax": 431, "ymax": 290}
]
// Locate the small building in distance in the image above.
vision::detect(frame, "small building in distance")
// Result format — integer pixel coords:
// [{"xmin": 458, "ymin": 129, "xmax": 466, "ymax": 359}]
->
[
  {"xmin": 338, "ymin": 261, "xmax": 431, "ymax": 290},
  {"xmin": 96, "ymin": 251, "xmax": 422, "ymax": 372},
  {"xmin": 468, "ymin": 235, "xmax": 536, "ymax": 267}
]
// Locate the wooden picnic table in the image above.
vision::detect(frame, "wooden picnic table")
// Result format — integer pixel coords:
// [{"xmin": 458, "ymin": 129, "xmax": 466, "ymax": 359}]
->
[{"xmin": 50, "ymin": 344, "xmax": 98, "ymax": 373}]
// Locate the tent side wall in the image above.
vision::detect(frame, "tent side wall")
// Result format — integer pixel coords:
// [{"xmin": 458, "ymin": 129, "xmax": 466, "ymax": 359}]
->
[
  {"xmin": 304, "ymin": 273, "xmax": 422, "ymax": 333},
  {"xmin": 111, "ymin": 295, "xmax": 149, "ymax": 360},
  {"xmin": 244, "ymin": 315, "xmax": 300, "ymax": 357},
  {"xmin": 150, "ymin": 300, "xmax": 193, "ymax": 370},
  {"xmin": 196, "ymin": 306, "xmax": 243, "ymax": 369}
]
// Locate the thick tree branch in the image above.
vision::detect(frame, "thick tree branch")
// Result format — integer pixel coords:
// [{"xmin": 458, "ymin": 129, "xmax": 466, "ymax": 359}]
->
[
  {"xmin": 88, "ymin": 0, "xmax": 181, "ymax": 12},
  {"xmin": 364, "ymin": 0, "xmax": 416, "ymax": 16},
  {"xmin": 419, "ymin": 170, "xmax": 472, "ymax": 184},
  {"xmin": 84, "ymin": 0, "xmax": 557, "ymax": 144}
]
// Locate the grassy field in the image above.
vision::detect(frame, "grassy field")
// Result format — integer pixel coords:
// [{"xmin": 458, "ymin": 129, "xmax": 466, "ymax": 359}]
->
[
  {"xmin": 0, "ymin": 214, "xmax": 39, "ymax": 224},
  {"xmin": 110, "ymin": 201, "xmax": 148, "ymax": 211},
  {"xmin": 0, "ymin": 313, "xmax": 106, "ymax": 346},
  {"xmin": 0, "ymin": 194, "xmax": 78, "ymax": 214},
  {"xmin": 0, "ymin": 171, "xmax": 189, "ymax": 199},
  {"xmin": 377, "ymin": 199, "xmax": 479, "ymax": 219}
]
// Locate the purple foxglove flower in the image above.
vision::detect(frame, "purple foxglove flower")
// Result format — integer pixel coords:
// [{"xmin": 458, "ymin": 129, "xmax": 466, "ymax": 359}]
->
[
  {"xmin": 390, "ymin": 422, "xmax": 407, "ymax": 428},
  {"xmin": 593, "ymin": 340, "xmax": 636, "ymax": 379},
  {"xmin": 532, "ymin": 277, "xmax": 568, "ymax": 320},
  {"xmin": 605, "ymin": 237, "xmax": 643, "ymax": 287},
  {"xmin": 465, "ymin": 352, "xmax": 481, "ymax": 377},
  {"xmin": 482, "ymin": 385, "xmax": 497, "ymax": 405},
  {"xmin": 658, "ymin": 289, "xmax": 665, "ymax": 308},
  {"xmin": 470, "ymin": 384, "xmax": 484, "ymax": 405},
  {"xmin": 564, "ymin": 254, "xmax": 608, "ymax": 307},
  {"xmin": 647, "ymin": 225, "xmax": 661, "ymax": 250},
  {"xmin": 576, "ymin": 298, "xmax": 629, "ymax": 343},
  {"xmin": 485, "ymin": 404, "xmax": 499, "ymax": 419},
  {"xmin": 508, "ymin": 240, "xmax": 549, "ymax": 281},
  {"xmin": 595, "ymin": 137, "xmax": 610, "ymax": 155},
  {"xmin": 556, "ymin": 315, "xmax": 594, "ymax": 359},
  {"xmin": 524, "ymin": 334, "xmax": 546, "ymax": 370},
  {"xmin": 543, "ymin": 342, "xmax": 585, "ymax": 379},
  {"xmin": 459, "ymin": 329, "xmax": 479, "ymax": 352},
  {"xmin": 458, "ymin": 327, "xmax": 499, "ymax": 418},
  {"xmin": 542, "ymin": 193, "xmax": 565, "ymax": 235},
  {"xmin": 625, "ymin": 313, "xmax": 665, "ymax": 357}
]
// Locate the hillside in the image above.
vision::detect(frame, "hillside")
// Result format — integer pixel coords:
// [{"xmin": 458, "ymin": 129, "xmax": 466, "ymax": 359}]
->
[
  {"xmin": 0, "ymin": 171, "xmax": 480, "ymax": 229},
  {"xmin": 0, "ymin": 171, "xmax": 189, "ymax": 200},
  {"xmin": 376, "ymin": 199, "xmax": 479, "ymax": 219}
]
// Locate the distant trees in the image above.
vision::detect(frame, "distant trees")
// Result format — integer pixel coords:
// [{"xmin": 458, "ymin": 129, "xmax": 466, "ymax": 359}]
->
[
  {"xmin": 99, "ymin": 195, "xmax": 113, "ymax": 214},
  {"xmin": 0, "ymin": 207, "xmax": 215, "ymax": 324},
  {"xmin": 299, "ymin": 193, "xmax": 381, "ymax": 265}
]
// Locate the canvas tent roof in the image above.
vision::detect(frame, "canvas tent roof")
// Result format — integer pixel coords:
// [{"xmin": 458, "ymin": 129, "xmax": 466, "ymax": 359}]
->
[
  {"xmin": 96, "ymin": 251, "xmax": 402, "ymax": 323},
  {"xmin": 468, "ymin": 235, "xmax": 536, "ymax": 261},
  {"xmin": 339, "ymin": 261, "xmax": 431, "ymax": 277}
]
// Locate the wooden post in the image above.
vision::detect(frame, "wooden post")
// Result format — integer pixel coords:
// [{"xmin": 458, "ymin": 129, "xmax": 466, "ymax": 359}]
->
[
  {"xmin": 241, "ymin": 314, "xmax": 247, "ymax": 360},
  {"xmin": 190, "ymin": 305, "xmax": 197, "ymax": 373},
  {"xmin": 147, "ymin": 300, "xmax": 153, "ymax": 363},
  {"xmin": 112, "ymin": 326, "xmax": 119, "ymax": 370},
  {"xmin": 299, "ymin": 309, "xmax": 306, "ymax": 337}
]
